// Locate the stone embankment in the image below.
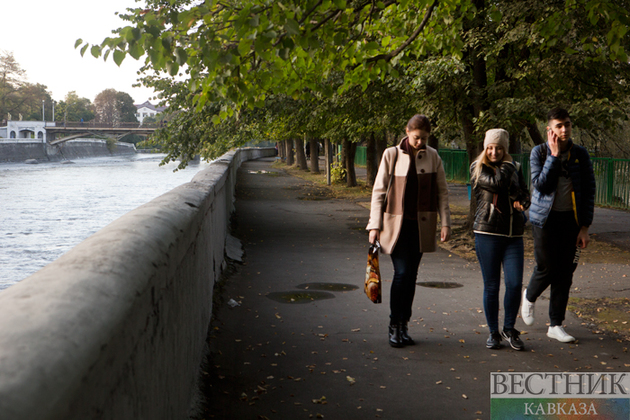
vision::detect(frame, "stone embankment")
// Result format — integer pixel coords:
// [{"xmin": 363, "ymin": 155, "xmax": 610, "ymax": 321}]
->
[
  {"xmin": 0, "ymin": 147, "xmax": 275, "ymax": 420},
  {"xmin": 0, "ymin": 139, "xmax": 136, "ymax": 163}
]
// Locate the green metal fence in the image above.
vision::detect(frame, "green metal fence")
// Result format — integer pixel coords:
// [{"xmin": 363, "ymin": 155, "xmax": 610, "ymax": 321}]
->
[
  {"xmin": 438, "ymin": 150, "xmax": 532, "ymax": 187},
  {"xmin": 591, "ymin": 158, "xmax": 630, "ymax": 209},
  {"xmin": 337, "ymin": 145, "xmax": 367, "ymax": 165},
  {"xmin": 354, "ymin": 146, "xmax": 367, "ymax": 166},
  {"xmin": 439, "ymin": 150, "xmax": 470, "ymax": 183},
  {"xmin": 353, "ymin": 146, "xmax": 630, "ymax": 210}
]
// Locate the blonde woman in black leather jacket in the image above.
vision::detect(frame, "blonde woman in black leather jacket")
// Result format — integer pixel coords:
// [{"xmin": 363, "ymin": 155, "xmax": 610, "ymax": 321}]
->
[{"xmin": 470, "ymin": 129, "xmax": 530, "ymax": 351}]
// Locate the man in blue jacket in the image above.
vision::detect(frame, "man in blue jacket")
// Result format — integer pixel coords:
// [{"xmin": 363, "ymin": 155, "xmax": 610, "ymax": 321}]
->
[{"xmin": 521, "ymin": 108, "xmax": 596, "ymax": 342}]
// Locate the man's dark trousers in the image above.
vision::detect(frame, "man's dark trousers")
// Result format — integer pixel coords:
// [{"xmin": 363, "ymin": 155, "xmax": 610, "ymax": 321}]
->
[{"xmin": 526, "ymin": 210, "xmax": 580, "ymax": 326}]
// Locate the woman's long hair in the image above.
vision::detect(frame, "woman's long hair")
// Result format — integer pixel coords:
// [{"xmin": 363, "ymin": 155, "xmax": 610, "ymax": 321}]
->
[{"xmin": 471, "ymin": 147, "xmax": 512, "ymax": 187}]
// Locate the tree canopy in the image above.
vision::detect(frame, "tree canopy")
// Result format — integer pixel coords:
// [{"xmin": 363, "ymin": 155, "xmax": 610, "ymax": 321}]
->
[
  {"xmin": 94, "ymin": 88, "xmax": 138, "ymax": 124},
  {"xmin": 79, "ymin": 0, "xmax": 630, "ymax": 163},
  {"xmin": 0, "ymin": 50, "xmax": 53, "ymax": 121},
  {"xmin": 1, "ymin": 51, "xmax": 143, "ymax": 125},
  {"xmin": 55, "ymin": 91, "xmax": 95, "ymax": 122}
]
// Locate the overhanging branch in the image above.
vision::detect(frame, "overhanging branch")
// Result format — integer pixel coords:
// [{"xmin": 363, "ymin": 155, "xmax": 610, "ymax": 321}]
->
[{"xmin": 365, "ymin": 0, "xmax": 439, "ymax": 64}]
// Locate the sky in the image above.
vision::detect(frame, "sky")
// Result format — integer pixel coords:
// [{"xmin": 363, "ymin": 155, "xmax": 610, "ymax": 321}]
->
[{"xmin": 1, "ymin": 0, "xmax": 156, "ymax": 105}]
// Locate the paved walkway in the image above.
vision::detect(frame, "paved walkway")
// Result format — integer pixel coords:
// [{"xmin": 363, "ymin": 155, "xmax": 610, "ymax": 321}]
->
[{"xmin": 202, "ymin": 157, "xmax": 630, "ymax": 420}]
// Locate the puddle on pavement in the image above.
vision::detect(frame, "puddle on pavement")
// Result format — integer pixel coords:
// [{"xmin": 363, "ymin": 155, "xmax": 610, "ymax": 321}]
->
[
  {"xmin": 417, "ymin": 281, "xmax": 464, "ymax": 289},
  {"xmin": 296, "ymin": 282, "xmax": 359, "ymax": 292},
  {"xmin": 266, "ymin": 291, "xmax": 336, "ymax": 303},
  {"xmin": 247, "ymin": 170, "xmax": 280, "ymax": 176}
]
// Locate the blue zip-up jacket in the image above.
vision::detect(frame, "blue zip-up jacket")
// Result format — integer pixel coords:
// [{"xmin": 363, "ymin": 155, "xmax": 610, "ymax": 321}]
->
[{"xmin": 528, "ymin": 140, "xmax": 596, "ymax": 228}]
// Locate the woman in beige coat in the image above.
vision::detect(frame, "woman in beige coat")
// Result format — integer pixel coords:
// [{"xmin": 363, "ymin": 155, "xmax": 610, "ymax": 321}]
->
[{"xmin": 366, "ymin": 114, "xmax": 451, "ymax": 347}]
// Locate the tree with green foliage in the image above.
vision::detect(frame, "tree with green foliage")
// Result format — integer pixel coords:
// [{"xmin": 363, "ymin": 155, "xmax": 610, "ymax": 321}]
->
[
  {"xmin": 94, "ymin": 88, "xmax": 139, "ymax": 125},
  {"xmin": 0, "ymin": 51, "xmax": 54, "ymax": 122},
  {"xmin": 117, "ymin": 91, "xmax": 139, "ymax": 122},
  {"xmin": 19, "ymin": 83, "xmax": 52, "ymax": 121},
  {"xmin": 407, "ymin": 0, "xmax": 630, "ymax": 160},
  {"xmin": 0, "ymin": 50, "xmax": 25, "ymax": 120},
  {"xmin": 78, "ymin": 0, "xmax": 629, "ymax": 168},
  {"xmin": 94, "ymin": 88, "xmax": 119, "ymax": 124},
  {"xmin": 55, "ymin": 91, "xmax": 95, "ymax": 123},
  {"xmin": 79, "ymin": 0, "xmax": 466, "ymax": 160}
]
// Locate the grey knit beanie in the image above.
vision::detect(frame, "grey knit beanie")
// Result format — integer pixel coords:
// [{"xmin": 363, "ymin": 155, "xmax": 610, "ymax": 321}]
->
[{"xmin": 483, "ymin": 129, "xmax": 509, "ymax": 151}]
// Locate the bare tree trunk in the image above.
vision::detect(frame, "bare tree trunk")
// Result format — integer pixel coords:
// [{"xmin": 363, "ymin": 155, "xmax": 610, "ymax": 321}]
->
[
  {"xmin": 325, "ymin": 139, "xmax": 332, "ymax": 185},
  {"xmin": 277, "ymin": 142, "xmax": 284, "ymax": 160},
  {"xmin": 461, "ymin": 0, "xmax": 489, "ymax": 232},
  {"xmin": 428, "ymin": 133, "xmax": 439, "ymax": 150},
  {"xmin": 309, "ymin": 137, "xmax": 320, "ymax": 174},
  {"xmin": 285, "ymin": 139, "xmax": 294, "ymax": 166},
  {"xmin": 366, "ymin": 132, "xmax": 377, "ymax": 188},
  {"xmin": 463, "ymin": 110, "xmax": 481, "ymax": 232},
  {"xmin": 344, "ymin": 139, "xmax": 357, "ymax": 187},
  {"xmin": 376, "ymin": 132, "xmax": 387, "ymax": 164},
  {"xmin": 340, "ymin": 140, "xmax": 347, "ymax": 174},
  {"xmin": 296, "ymin": 137, "xmax": 308, "ymax": 170},
  {"xmin": 508, "ymin": 132, "xmax": 522, "ymax": 155},
  {"xmin": 526, "ymin": 121, "xmax": 544, "ymax": 146}
]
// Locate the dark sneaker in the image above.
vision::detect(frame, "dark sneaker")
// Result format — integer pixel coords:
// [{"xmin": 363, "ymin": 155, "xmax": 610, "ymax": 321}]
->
[
  {"xmin": 501, "ymin": 328, "xmax": 525, "ymax": 351},
  {"xmin": 486, "ymin": 332, "xmax": 502, "ymax": 349}
]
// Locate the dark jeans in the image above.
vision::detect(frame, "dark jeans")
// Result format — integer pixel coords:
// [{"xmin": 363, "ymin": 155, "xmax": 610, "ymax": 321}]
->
[
  {"xmin": 390, "ymin": 219, "xmax": 423, "ymax": 324},
  {"xmin": 526, "ymin": 211, "xmax": 580, "ymax": 326},
  {"xmin": 475, "ymin": 233, "xmax": 524, "ymax": 332}
]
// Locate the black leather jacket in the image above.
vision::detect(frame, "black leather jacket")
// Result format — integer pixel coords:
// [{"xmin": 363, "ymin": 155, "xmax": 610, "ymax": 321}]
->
[{"xmin": 471, "ymin": 161, "xmax": 531, "ymax": 237}]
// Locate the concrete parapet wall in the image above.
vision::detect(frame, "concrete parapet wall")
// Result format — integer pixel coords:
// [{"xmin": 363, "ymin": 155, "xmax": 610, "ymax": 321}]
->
[{"xmin": 0, "ymin": 148, "xmax": 276, "ymax": 420}]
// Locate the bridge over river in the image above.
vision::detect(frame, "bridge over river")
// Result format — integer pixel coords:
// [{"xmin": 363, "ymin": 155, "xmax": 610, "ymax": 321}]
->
[{"xmin": 46, "ymin": 121, "xmax": 160, "ymax": 144}]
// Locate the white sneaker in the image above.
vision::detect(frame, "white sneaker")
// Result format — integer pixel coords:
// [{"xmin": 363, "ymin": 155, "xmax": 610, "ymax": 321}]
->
[
  {"xmin": 521, "ymin": 289, "xmax": 535, "ymax": 326},
  {"xmin": 547, "ymin": 326, "xmax": 576, "ymax": 343}
]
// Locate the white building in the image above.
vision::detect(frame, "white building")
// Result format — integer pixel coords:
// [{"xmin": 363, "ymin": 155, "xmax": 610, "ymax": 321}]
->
[
  {"xmin": 0, "ymin": 121, "xmax": 47, "ymax": 142},
  {"xmin": 134, "ymin": 101, "xmax": 167, "ymax": 124}
]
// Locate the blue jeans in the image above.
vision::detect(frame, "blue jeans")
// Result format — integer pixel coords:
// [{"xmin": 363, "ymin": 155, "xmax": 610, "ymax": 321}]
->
[
  {"xmin": 390, "ymin": 219, "xmax": 423, "ymax": 324},
  {"xmin": 475, "ymin": 233, "xmax": 524, "ymax": 332}
]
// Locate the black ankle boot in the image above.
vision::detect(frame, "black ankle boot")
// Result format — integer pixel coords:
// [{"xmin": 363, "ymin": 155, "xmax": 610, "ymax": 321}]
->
[
  {"xmin": 389, "ymin": 324, "xmax": 404, "ymax": 348},
  {"xmin": 400, "ymin": 323, "xmax": 415, "ymax": 345}
]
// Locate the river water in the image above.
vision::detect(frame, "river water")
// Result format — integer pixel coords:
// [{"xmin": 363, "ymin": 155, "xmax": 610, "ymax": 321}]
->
[{"xmin": 0, "ymin": 154, "xmax": 211, "ymax": 291}]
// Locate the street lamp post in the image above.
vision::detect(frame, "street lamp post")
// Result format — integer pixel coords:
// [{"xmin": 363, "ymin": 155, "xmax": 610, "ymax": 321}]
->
[{"xmin": 42, "ymin": 100, "xmax": 45, "ymax": 122}]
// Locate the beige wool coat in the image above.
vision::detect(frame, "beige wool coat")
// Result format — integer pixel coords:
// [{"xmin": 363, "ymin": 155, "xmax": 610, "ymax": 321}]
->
[{"xmin": 366, "ymin": 140, "xmax": 451, "ymax": 254}]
